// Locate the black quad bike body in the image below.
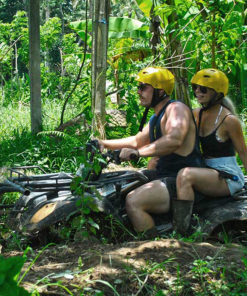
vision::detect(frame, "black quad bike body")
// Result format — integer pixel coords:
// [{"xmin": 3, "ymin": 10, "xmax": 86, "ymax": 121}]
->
[{"xmin": 1, "ymin": 141, "xmax": 247, "ymax": 241}]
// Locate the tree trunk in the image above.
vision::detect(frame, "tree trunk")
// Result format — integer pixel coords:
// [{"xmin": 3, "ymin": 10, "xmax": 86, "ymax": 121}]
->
[
  {"xmin": 240, "ymin": 4, "xmax": 247, "ymax": 107},
  {"xmin": 211, "ymin": 11, "xmax": 216, "ymax": 68},
  {"xmin": 166, "ymin": 0, "xmax": 191, "ymax": 106},
  {"xmin": 28, "ymin": 0, "xmax": 42, "ymax": 133},
  {"xmin": 91, "ymin": 0, "xmax": 110, "ymax": 138},
  {"xmin": 14, "ymin": 43, "xmax": 18, "ymax": 75},
  {"xmin": 44, "ymin": 2, "xmax": 50, "ymax": 69},
  {"xmin": 149, "ymin": 3, "xmax": 161, "ymax": 58}
]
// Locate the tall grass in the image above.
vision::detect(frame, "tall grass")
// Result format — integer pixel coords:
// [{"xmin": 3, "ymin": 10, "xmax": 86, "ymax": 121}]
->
[{"xmin": 0, "ymin": 86, "xmax": 91, "ymax": 172}]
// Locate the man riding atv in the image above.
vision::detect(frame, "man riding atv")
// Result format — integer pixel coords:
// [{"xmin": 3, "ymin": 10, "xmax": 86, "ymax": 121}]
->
[{"xmin": 98, "ymin": 66, "xmax": 204, "ymax": 237}]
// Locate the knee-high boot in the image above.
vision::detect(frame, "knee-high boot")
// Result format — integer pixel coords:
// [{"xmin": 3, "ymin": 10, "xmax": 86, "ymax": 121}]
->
[{"xmin": 172, "ymin": 199, "xmax": 194, "ymax": 236}]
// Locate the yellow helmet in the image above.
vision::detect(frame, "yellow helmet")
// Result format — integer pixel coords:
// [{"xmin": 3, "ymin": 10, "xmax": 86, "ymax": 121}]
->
[
  {"xmin": 136, "ymin": 67, "xmax": 174, "ymax": 95},
  {"xmin": 191, "ymin": 68, "xmax": 228, "ymax": 96}
]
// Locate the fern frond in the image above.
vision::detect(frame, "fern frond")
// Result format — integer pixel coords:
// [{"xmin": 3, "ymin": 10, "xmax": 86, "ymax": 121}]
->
[{"xmin": 38, "ymin": 130, "xmax": 73, "ymax": 140}]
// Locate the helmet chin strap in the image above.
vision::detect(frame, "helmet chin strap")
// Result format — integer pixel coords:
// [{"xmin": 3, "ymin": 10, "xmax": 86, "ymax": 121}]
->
[
  {"xmin": 151, "ymin": 89, "xmax": 168, "ymax": 107},
  {"xmin": 195, "ymin": 92, "xmax": 224, "ymax": 111},
  {"xmin": 139, "ymin": 107, "xmax": 149, "ymax": 131}
]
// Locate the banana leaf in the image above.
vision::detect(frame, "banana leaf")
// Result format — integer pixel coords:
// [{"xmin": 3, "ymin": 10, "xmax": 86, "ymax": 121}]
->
[
  {"xmin": 70, "ymin": 17, "xmax": 149, "ymax": 40},
  {"xmin": 135, "ymin": 0, "xmax": 152, "ymax": 17}
]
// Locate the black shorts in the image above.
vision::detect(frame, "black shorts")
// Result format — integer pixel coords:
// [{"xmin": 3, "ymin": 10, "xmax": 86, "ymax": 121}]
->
[
  {"xmin": 141, "ymin": 170, "xmax": 205, "ymax": 203},
  {"xmin": 161, "ymin": 176, "xmax": 205, "ymax": 204}
]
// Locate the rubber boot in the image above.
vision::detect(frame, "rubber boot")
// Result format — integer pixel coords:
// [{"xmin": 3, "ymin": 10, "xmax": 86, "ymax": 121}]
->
[{"xmin": 172, "ymin": 199, "xmax": 194, "ymax": 236}]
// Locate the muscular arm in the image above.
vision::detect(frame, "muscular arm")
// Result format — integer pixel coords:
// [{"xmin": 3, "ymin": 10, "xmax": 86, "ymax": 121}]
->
[
  {"xmin": 226, "ymin": 115, "xmax": 247, "ymax": 171},
  {"xmin": 99, "ymin": 125, "xmax": 150, "ymax": 150},
  {"xmin": 138, "ymin": 102, "xmax": 191, "ymax": 157}
]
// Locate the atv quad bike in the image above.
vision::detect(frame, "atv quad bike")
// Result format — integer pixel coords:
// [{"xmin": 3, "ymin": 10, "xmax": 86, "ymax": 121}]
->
[{"xmin": 1, "ymin": 140, "xmax": 247, "ymax": 242}]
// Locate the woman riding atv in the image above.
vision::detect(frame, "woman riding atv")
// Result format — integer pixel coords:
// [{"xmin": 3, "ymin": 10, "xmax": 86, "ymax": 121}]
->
[{"xmin": 174, "ymin": 68, "xmax": 247, "ymax": 235}]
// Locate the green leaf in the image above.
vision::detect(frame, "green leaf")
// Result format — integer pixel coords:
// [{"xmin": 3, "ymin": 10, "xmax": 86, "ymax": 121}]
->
[
  {"xmin": 70, "ymin": 17, "xmax": 148, "ymax": 38},
  {"xmin": 0, "ymin": 274, "xmax": 5, "ymax": 286},
  {"xmin": 18, "ymin": 286, "xmax": 31, "ymax": 296},
  {"xmin": 70, "ymin": 30, "xmax": 92, "ymax": 47},
  {"xmin": 81, "ymin": 231, "xmax": 89, "ymax": 238},
  {"xmin": 184, "ymin": 6, "xmax": 200, "ymax": 19},
  {"xmin": 88, "ymin": 218, "xmax": 99, "ymax": 230},
  {"xmin": 0, "ymin": 256, "xmax": 25, "ymax": 279},
  {"xmin": 109, "ymin": 17, "xmax": 147, "ymax": 32},
  {"xmin": 82, "ymin": 207, "xmax": 90, "ymax": 215},
  {"xmin": 135, "ymin": 0, "xmax": 152, "ymax": 17},
  {"xmin": 242, "ymin": 257, "xmax": 247, "ymax": 267},
  {"xmin": 69, "ymin": 20, "xmax": 92, "ymax": 32},
  {"xmin": 109, "ymin": 30, "xmax": 149, "ymax": 39},
  {"xmin": 0, "ymin": 280, "xmax": 19, "ymax": 296},
  {"xmin": 0, "ymin": 271, "xmax": 31, "ymax": 295},
  {"xmin": 90, "ymin": 226, "xmax": 96, "ymax": 234}
]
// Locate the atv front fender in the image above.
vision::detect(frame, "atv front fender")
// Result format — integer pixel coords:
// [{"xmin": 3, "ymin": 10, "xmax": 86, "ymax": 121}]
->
[{"xmin": 20, "ymin": 197, "xmax": 81, "ymax": 232}]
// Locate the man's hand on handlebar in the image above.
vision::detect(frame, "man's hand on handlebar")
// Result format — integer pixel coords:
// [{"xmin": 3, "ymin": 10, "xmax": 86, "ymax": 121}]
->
[
  {"xmin": 88, "ymin": 140, "xmax": 140, "ymax": 162},
  {"xmin": 96, "ymin": 139, "xmax": 105, "ymax": 152},
  {"xmin": 119, "ymin": 148, "xmax": 140, "ymax": 161}
]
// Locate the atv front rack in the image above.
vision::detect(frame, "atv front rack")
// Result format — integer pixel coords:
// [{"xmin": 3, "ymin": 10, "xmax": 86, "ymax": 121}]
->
[{"xmin": 1, "ymin": 166, "xmax": 74, "ymax": 194}]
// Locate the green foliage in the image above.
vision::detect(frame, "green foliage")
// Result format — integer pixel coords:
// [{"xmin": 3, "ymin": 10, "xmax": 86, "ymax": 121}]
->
[
  {"xmin": 240, "ymin": 62, "xmax": 247, "ymax": 107},
  {"xmin": 0, "ymin": 11, "xmax": 92, "ymax": 114},
  {"xmin": 111, "ymin": 0, "xmax": 145, "ymax": 19},
  {"xmin": 0, "ymin": 75, "xmax": 30, "ymax": 105},
  {"xmin": 40, "ymin": 0, "xmax": 73, "ymax": 22},
  {"xmin": 188, "ymin": 255, "xmax": 247, "ymax": 295},
  {"xmin": 70, "ymin": 16, "xmax": 150, "ymax": 42},
  {"xmin": 135, "ymin": 0, "xmax": 153, "ymax": 17},
  {"xmin": 50, "ymin": 147, "xmax": 109, "ymax": 240},
  {"xmin": 40, "ymin": 17, "xmax": 62, "ymax": 51},
  {"xmin": 0, "ymin": 11, "xmax": 28, "ymax": 80},
  {"xmin": 0, "ymin": 255, "xmax": 30, "ymax": 296},
  {"xmin": 0, "ymin": 40, "xmax": 12, "ymax": 78},
  {"xmin": 0, "ymin": 0, "xmax": 26, "ymax": 23},
  {"xmin": 9, "ymin": 11, "xmax": 29, "ymax": 70},
  {"xmin": 151, "ymin": 0, "xmax": 246, "ymax": 105},
  {"xmin": 0, "ymin": 125, "xmax": 90, "ymax": 172}
]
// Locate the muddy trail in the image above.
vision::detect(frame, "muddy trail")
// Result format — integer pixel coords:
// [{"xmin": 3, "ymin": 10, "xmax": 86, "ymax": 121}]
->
[{"xmin": 2, "ymin": 233, "xmax": 247, "ymax": 296}]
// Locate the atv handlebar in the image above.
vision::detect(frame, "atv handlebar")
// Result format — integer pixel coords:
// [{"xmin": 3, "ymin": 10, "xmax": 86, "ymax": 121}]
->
[
  {"xmin": 0, "ymin": 179, "xmax": 30, "ymax": 195},
  {"xmin": 129, "ymin": 151, "xmax": 139, "ymax": 161},
  {"xmin": 84, "ymin": 140, "xmax": 139, "ymax": 163}
]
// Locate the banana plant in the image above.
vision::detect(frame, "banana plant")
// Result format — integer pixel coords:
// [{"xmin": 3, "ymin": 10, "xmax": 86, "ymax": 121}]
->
[
  {"xmin": 70, "ymin": 15, "xmax": 151, "ymax": 105},
  {"xmin": 70, "ymin": 16, "xmax": 150, "ymax": 43},
  {"xmin": 135, "ymin": 0, "xmax": 152, "ymax": 17}
]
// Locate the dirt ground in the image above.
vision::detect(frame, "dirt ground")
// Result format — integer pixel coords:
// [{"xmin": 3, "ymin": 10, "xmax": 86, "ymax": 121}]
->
[{"xmin": 2, "ymin": 236, "xmax": 247, "ymax": 296}]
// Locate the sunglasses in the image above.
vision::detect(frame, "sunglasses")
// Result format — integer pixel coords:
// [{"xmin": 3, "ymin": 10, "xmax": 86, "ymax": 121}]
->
[
  {"xmin": 137, "ymin": 83, "xmax": 150, "ymax": 91},
  {"xmin": 192, "ymin": 84, "xmax": 208, "ymax": 94}
]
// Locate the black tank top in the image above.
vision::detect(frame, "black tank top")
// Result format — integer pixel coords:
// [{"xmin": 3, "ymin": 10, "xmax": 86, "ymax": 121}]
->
[
  {"xmin": 149, "ymin": 100, "xmax": 204, "ymax": 177},
  {"xmin": 199, "ymin": 114, "xmax": 235, "ymax": 158}
]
